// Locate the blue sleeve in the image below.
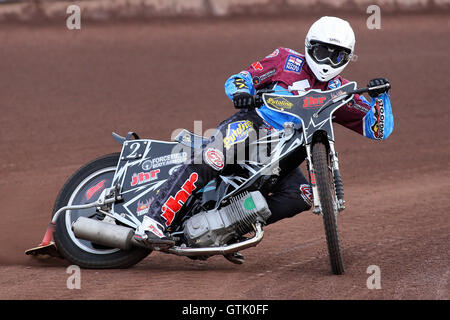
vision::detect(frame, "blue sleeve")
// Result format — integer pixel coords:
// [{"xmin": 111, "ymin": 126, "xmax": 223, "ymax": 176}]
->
[
  {"xmin": 363, "ymin": 92, "xmax": 394, "ymax": 140},
  {"xmin": 224, "ymin": 71, "xmax": 256, "ymax": 101}
]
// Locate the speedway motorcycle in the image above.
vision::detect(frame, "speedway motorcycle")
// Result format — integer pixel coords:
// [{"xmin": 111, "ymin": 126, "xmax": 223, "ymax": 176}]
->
[{"xmin": 26, "ymin": 81, "xmax": 389, "ymax": 275}]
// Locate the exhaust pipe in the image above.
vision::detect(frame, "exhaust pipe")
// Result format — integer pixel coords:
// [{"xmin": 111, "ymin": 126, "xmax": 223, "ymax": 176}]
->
[
  {"xmin": 72, "ymin": 217, "xmax": 137, "ymax": 250},
  {"xmin": 72, "ymin": 217, "xmax": 264, "ymax": 256},
  {"xmin": 167, "ymin": 222, "xmax": 264, "ymax": 256}
]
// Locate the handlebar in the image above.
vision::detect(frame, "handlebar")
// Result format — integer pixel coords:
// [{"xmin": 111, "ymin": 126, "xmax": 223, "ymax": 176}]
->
[
  {"xmin": 254, "ymin": 83, "xmax": 390, "ymax": 104},
  {"xmin": 252, "ymin": 82, "xmax": 390, "ymax": 116},
  {"xmin": 350, "ymin": 83, "xmax": 391, "ymax": 95},
  {"xmin": 254, "ymin": 88, "xmax": 275, "ymax": 105}
]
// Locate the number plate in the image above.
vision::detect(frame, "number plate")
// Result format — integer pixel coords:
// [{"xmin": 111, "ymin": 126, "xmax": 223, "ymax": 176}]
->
[{"xmin": 120, "ymin": 141, "xmax": 147, "ymax": 160}]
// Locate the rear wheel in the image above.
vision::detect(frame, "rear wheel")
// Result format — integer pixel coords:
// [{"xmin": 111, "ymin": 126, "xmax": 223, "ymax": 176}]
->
[
  {"xmin": 312, "ymin": 142, "xmax": 345, "ymax": 275},
  {"xmin": 53, "ymin": 153, "xmax": 151, "ymax": 269}
]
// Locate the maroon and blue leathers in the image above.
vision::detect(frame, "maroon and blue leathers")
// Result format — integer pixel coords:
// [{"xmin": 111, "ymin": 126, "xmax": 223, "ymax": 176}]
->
[
  {"xmin": 225, "ymin": 47, "xmax": 376, "ymax": 135},
  {"xmin": 142, "ymin": 47, "xmax": 392, "ymax": 234}
]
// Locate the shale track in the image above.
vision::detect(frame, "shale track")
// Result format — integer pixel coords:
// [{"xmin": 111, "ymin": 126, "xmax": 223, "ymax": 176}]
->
[{"xmin": 0, "ymin": 13, "xmax": 448, "ymax": 300}]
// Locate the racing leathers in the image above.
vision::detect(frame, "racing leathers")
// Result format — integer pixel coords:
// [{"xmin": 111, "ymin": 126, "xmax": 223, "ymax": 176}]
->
[
  {"xmin": 136, "ymin": 47, "xmax": 393, "ymax": 243},
  {"xmin": 225, "ymin": 47, "xmax": 393, "ymax": 138}
]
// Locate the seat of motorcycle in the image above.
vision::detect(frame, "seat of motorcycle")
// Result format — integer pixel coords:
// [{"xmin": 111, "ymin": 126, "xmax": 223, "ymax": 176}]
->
[{"xmin": 173, "ymin": 129, "xmax": 210, "ymax": 149}]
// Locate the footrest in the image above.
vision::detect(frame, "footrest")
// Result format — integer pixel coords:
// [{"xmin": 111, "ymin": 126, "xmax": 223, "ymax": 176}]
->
[{"xmin": 25, "ymin": 242, "xmax": 62, "ymax": 258}]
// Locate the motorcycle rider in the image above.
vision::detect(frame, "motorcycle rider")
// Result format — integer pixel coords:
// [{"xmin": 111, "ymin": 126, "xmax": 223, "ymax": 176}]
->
[{"xmin": 134, "ymin": 16, "xmax": 394, "ymax": 256}]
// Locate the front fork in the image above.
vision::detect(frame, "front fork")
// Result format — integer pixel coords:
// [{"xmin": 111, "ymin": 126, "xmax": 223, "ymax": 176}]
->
[{"xmin": 305, "ymin": 140, "xmax": 345, "ymax": 215}]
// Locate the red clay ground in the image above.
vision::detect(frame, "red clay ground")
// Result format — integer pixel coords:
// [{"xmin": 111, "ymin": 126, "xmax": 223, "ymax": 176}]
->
[{"xmin": 0, "ymin": 13, "xmax": 449, "ymax": 300}]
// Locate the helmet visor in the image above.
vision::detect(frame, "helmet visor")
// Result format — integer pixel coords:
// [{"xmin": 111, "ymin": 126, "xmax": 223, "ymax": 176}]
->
[{"xmin": 308, "ymin": 41, "xmax": 352, "ymax": 68}]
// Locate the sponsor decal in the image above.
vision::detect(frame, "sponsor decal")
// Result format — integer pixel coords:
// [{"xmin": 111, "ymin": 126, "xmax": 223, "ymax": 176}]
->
[
  {"xmin": 347, "ymin": 100, "xmax": 369, "ymax": 113},
  {"xmin": 141, "ymin": 152, "xmax": 187, "ymax": 171},
  {"xmin": 161, "ymin": 172, "xmax": 199, "ymax": 226},
  {"xmin": 303, "ymin": 96, "xmax": 327, "ymax": 109},
  {"xmin": 251, "ymin": 61, "xmax": 263, "ymax": 71},
  {"xmin": 371, "ymin": 98, "xmax": 385, "ymax": 139},
  {"xmin": 136, "ymin": 197, "xmax": 154, "ymax": 216},
  {"xmin": 284, "ymin": 54, "xmax": 303, "ymax": 73},
  {"xmin": 252, "ymin": 76, "xmax": 260, "ymax": 86},
  {"xmin": 266, "ymin": 96, "xmax": 293, "ymax": 110},
  {"xmin": 131, "ymin": 169, "xmax": 160, "ymax": 187},
  {"xmin": 310, "ymin": 172, "xmax": 316, "ymax": 185},
  {"xmin": 223, "ymin": 120, "xmax": 254, "ymax": 150},
  {"xmin": 265, "ymin": 49, "xmax": 279, "ymax": 58},
  {"xmin": 233, "ymin": 77, "xmax": 248, "ymax": 90},
  {"xmin": 243, "ymin": 196, "xmax": 256, "ymax": 211},
  {"xmin": 204, "ymin": 148, "xmax": 225, "ymax": 171},
  {"xmin": 328, "ymin": 78, "xmax": 341, "ymax": 89},
  {"xmin": 142, "ymin": 160, "xmax": 152, "ymax": 170},
  {"xmin": 239, "ymin": 70, "xmax": 250, "ymax": 77},
  {"xmin": 252, "ymin": 69, "xmax": 276, "ymax": 85},
  {"xmin": 328, "ymin": 38, "xmax": 341, "ymax": 44},
  {"xmin": 330, "ymin": 89, "xmax": 346, "ymax": 99},
  {"xmin": 262, "ymin": 120, "xmax": 274, "ymax": 134},
  {"xmin": 287, "ymin": 48, "xmax": 302, "ymax": 55},
  {"xmin": 85, "ymin": 179, "xmax": 106, "ymax": 201},
  {"xmin": 148, "ymin": 224, "xmax": 163, "ymax": 238},
  {"xmin": 300, "ymin": 184, "xmax": 313, "ymax": 205},
  {"xmin": 168, "ymin": 164, "xmax": 182, "ymax": 176}
]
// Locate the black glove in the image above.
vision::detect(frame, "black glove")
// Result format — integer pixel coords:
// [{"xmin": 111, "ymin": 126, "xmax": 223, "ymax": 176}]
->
[
  {"xmin": 233, "ymin": 92, "xmax": 255, "ymax": 109},
  {"xmin": 367, "ymin": 78, "xmax": 390, "ymax": 98}
]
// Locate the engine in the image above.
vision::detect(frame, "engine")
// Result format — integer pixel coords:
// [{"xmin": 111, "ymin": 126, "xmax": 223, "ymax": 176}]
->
[{"xmin": 183, "ymin": 191, "xmax": 271, "ymax": 248}]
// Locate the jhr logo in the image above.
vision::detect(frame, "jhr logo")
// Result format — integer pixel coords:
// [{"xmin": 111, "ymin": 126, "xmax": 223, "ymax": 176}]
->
[
  {"xmin": 131, "ymin": 169, "xmax": 160, "ymax": 186},
  {"xmin": 303, "ymin": 96, "xmax": 326, "ymax": 108}
]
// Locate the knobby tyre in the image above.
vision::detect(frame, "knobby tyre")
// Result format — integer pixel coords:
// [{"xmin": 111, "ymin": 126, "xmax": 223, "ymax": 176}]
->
[
  {"xmin": 52, "ymin": 153, "xmax": 151, "ymax": 269},
  {"xmin": 312, "ymin": 142, "xmax": 345, "ymax": 275}
]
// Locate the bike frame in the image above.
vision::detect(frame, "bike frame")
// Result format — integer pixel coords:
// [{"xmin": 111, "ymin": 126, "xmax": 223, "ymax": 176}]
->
[
  {"xmin": 217, "ymin": 82, "xmax": 358, "ymax": 214},
  {"xmin": 52, "ymin": 82, "xmax": 375, "ymax": 230}
]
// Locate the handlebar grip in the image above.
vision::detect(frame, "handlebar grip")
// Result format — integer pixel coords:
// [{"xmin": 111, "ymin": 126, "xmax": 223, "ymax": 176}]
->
[
  {"xmin": 370, "ymin": 83, "xmax": 390, "ymax": 90},
  {"xmin": 352, "ymin": 87, "xmax": 370, "ymax": 95},
  {"xmin": 352, "ymin": 83, "xmax": 390, "ymax": 95},
  {"xmin": 254, "ymin": 89, "xmax": 275, "ymax": 106}
]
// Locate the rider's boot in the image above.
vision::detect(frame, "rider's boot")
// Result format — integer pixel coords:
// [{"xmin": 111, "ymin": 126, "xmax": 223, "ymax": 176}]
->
[{"xmin": 133, "ymin": 216, "xmax": 175, "ymax": 249}]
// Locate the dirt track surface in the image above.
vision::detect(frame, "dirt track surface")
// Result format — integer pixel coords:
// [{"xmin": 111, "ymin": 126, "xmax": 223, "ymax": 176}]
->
[{"xmin": 0, "ymin": 13, "xmax": 449, "ymax": 300}]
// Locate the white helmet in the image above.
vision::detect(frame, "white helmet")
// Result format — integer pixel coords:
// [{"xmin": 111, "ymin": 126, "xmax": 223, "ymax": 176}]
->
[{"xmin": 305, "ymin": 16, "xmax": 355, "ymax": 82}]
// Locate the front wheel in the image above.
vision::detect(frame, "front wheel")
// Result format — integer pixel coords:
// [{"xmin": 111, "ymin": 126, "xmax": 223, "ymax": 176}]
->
[
  {"xmin": 52, "ymin": 153, "xmax": 151, "ymax": 269},
  {"xmin": 312, "ymin": 142, "xmax": 345, "ymax": 275}
]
